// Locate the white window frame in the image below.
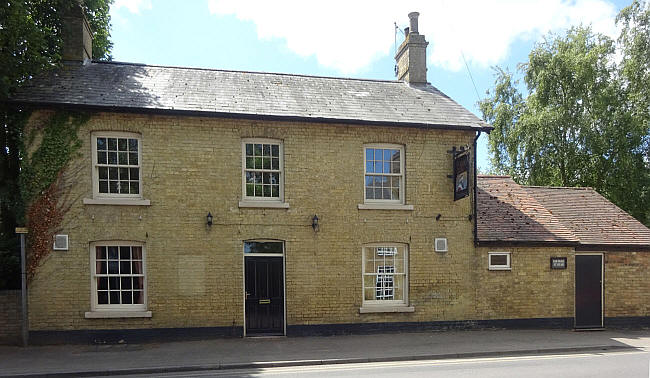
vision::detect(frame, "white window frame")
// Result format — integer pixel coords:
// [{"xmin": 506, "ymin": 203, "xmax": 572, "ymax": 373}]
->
[
  {"xmin": 87, "ymin": 241, "xmax": 149, "ymax": 316},
  {"xmin": 488, "ymin": 252, "xmax": 512, "ymax": 270},
  {"xmin": 90, "ymin": 131, "xmax": 143, "ymax": 200},
  {"xmin": 240, "ymin": 138, "xmax": 286, "ymax": 206},
  {"xmin": 361, "ymin": 243, "xmax": 413, "ymax": 313},
  {"xmin": 363, "ymin": 144, "xmax": 405, "ymax": 205}
]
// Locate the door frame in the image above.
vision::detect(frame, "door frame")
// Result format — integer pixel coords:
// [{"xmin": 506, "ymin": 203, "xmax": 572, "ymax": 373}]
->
[
  {"xmin": 242, "ymin": 239, "xmax": 286, "ymax": 337},
  {"xmin": 574, "ymin": 252, "xmax": 604, "ymax": 329}
]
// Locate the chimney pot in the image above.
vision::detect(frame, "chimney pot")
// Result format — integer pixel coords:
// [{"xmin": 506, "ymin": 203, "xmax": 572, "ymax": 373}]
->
[{"xmin": 408, "ymin": 12, "xmax": 419, "ymax": 34}]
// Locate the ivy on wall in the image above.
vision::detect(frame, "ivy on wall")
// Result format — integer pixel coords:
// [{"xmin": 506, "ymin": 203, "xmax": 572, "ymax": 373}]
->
[{"xmin": 20, "ymin": 111, "xmax": 89, "ymax": 280}]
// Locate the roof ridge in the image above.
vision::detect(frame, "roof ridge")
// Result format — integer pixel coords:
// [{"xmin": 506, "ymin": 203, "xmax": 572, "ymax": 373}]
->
[{"xmin": 92, "ymin": 60, "xmax": 403, "ymax": 84}]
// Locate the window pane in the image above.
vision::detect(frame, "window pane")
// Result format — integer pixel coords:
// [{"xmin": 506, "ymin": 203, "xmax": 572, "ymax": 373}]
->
[
  {"xmin": 120, "ymin": 261, "xmax": 131, "ymax": 274},
  {"xmin": 97, "ymin": 151, "xmax": 107, "ymax": 164},
  {"xmin": 391, "ymin": 162, "xmax": 400, "ymax": 173},
  {"xmin": 383, "ymin": 162, "xmax": 390, "ymax": 173},
  {"xmin": 271, "ymin": 144, "xmax": 279, "ymax": 157},
  {"xmin": 108, "ymin": 167, "xmax": 118, "ymax": 179},
  {"xmin": 98, "ymin": 167, "xmax": 108, "ymax": 180},
  {"xmin": 119, "ymin": 181, "xmax": 129, "ymax": 194},
  {"xmin": 98, "ymin": 261, "xmax": 107, "ymax": 274},
  {"xmin": 245, "ymin": 143, "xmax": 253, "ymax": 156},
  {"xmin": 96, "ymin": 246, "xmax": 106, "ymax": 259},
  {"xmin": 119, "ymin": 246, "xmax": 130, "ymax": 259},
  {"xmin": 98, "ymin": 291, "xmax": 108, "ymax": 304},
  {"xmin": 130, "ymin": 182, "xmax": 139, "ymax": 194},
  {"xmin": 109, "ymin": 277, "xmax": 119, "ymax": 290},
  {"xmin": 121, "ymin": 291, "xmax": 132, "ymax": 305},
  {"xmin": 263, "ymin": 172, "xmax": 270, "ymax": 184},
  {"xmin": 271, "ymin": 185, "xmax": 279, "ymax": 197},
  {"xmin": 391, "ymin": 149, "xmax": 400, "ymax": 162},
  {"xmin": 108, "ymin": 261, "xmax": 119, "ymax": 274},
  {"xmin": 490, "ymin": 254, "xmax": 508, "ymax": 266},
  {"xmin": 109, "ymin": 291, "xmax": 120, "ymax": 304},
  {"xmin": 119, "ymin": 167, "xmax": 129, "ymax": 180},
  {"xmin": 132, "ymin": 261, "xmax": 143, "ymax": 275},
  {"xmin": 133, "ymin": 291, "xmax": 143, "ymax": 304},
  {"xmin": 97, "ymin": 138, "xmax": 107, "ymax": 151},
  {"xmin": 246, "ymin": 183, "xmax": 254, "ymax": 196},
  {"xmin": 121, "ymin": 277, "xmax": 132, "ymax": 290},
  {"xmin": 263, "ymin": 185, "xmax": 271, "ymax": 197},
  {"xmin": 108, "ymin": 152, "xmax": 117, "ymax": 164},
  {"xmin": 365, "ymin": 188, "xmax": 374, "ymax": 199},
  {"xmin": 254, "ymin": 144, "xmax": 262, "ymax": 156},
  {"xmin": 244, "ymin": 241, "xmax": 283, "ymax": 254},
  {"xmin": 384, "ymin": 149, "xmax": 391, "ymax": 160},
  {"xmin": 263, "ymin": 157, "xmax": 271, "ymax": 169},
  {"xmin": 109, "ymin": 181, "xmax": 119, "ymax": 193},
  {"xmin": 255, "ymin": 185, "xmax": 262, "ymax": 196},
  {"xmin": 132, "ymin": 247, "xmax": 142, "ymax": 260},
  {"xmin": 374, "ymin": 149, "xmax": 383, "ymax": 160},
  {"xmin": 98, "ymin": 277, "xmax": 108, "ymax": 290},
  {"xmin": 129, "ymin": 153, "xmax": 138, "ymax": 165},
  {"xmin": 118, "ymin": 138, "xmax": 127, "ymax": 151},
  {"xmin": 130, "ymin": 168, "xmax": 139, "ymax": 180},
  {"xmin": 270, "ymin": 173, "xmax": 279, "ymax": 185},
  {"xmin": 263, "ymin": 144, "xmax": 270, "ymax": 156},
  {"xmin": 246, "ymin": 157, "xmax": 254, "ymax": 169},
  {"xmin": 108, "ymin": 246, "xmax": 118, "ymax": 259},
  {"xmin": 128, "ymin": 138, "xmax": 138, "ymax": 152},
  {"xmin": 366, "ymin": 162, "xmax": 373, "ymax": 173},
  {"xmin": 133, "ymin": 275, "xmax": 143, "ymax": 289},
  {"xmin": 99, "ymin": 181, "xmax": 108, "ymax": 193},
  {"xmin": 271, "ymin": 158, "xmax": 279, "ymax": 170},
  {"xmin": 107, "ymin": 138, "xmax": 117, "ymax": 150},
  {"xmin": 391, "ymin": 187, "xmax": 400, "ymax": 200},
  {"xmin": 365, "ymin": 148, "xmax": 373, "ymax": 161},
  {"xmin": 118, "ymin": 152, "xmax": 128, "ymax": 165}
]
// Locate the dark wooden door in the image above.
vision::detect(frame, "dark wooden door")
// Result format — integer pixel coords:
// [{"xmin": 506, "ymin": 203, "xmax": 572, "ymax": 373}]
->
[
  {"xmin": 245, "ymin": 257, "xmax": 284, "ymax": 335},
  {"xmin": 575, "ymin": 255, "xmax": 603, "ymax": 328}
]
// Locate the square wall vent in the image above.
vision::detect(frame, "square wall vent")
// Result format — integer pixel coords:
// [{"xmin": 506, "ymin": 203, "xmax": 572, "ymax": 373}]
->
[
  {"xmin": 434, "ymin": 238, "xmax": 448, "ymax": 252},
  {"xmin": 53, "ymin": 234, "xmax": 69, "ymax": 251}
]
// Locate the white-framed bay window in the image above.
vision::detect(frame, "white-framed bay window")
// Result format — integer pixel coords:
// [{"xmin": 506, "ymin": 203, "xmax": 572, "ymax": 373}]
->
[
  {"xmin": 360, "ymin": 243, "xmax": 413, "ymax": 313},
  {"xmin": 85, "ymin": 132, "xmax": 150, "ymax": 206},
  {"xmin": 240, "ymin": 138, "xmax": 288, "ymax": 208},
  {"xmin": 86, "ymin": 241, "xmax": 150, "ymax": 318}
]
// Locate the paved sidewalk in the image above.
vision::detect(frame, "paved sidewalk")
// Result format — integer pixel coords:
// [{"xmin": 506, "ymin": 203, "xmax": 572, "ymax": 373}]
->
[{"xmin": 1, "ymin": 328, "xmax": 649, "ymax": 377}]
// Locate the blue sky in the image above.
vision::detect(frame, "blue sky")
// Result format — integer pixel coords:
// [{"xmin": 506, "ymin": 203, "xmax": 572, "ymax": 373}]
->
[{"xmin": 109, "ymin": 0, "xmax": 631, "ymax": 171}]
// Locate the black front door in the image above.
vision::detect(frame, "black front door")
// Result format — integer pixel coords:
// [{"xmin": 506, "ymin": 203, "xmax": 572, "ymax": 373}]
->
[
  {"xmin": 245, "ymin": 256, "xmax": 284, "ymax": 335},
  {"xmin": 575, "ymin": 255, "xmax": 603, "ymax": 328}
]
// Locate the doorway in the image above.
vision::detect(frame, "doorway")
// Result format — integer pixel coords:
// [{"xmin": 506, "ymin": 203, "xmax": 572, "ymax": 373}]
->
[
  {"xmin": 243, "ymin": 241, "xmax": 285, "ymax": 336},
  {"xmin": 575, "ymin": 254, "xmax": 603, "ymax": 329}
]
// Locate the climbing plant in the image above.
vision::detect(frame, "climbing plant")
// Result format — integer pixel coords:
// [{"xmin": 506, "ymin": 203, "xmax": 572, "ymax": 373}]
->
[{"xmin": 20, "ymin": 111, "xmax": 89, "ymax": 279}]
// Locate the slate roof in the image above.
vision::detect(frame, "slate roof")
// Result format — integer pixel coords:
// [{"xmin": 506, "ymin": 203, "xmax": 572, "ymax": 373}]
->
[
  {"xmin": 477, "ymin": 176, "xmax": 579, "ymax": 245},
  {"xmin": 525, "ymin": 186, "xmax": 650, "ymax": 247},
  {"xmin": 9, "ymin": 61, "xmax": 491, "ymax": 131},
  {"xmin": 477, "ymin": 176, "xmax": 650, "ymax": 248}
]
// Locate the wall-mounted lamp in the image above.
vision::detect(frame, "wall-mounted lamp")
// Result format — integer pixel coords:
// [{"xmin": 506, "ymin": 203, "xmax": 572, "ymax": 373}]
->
[
  {"xmin": 312, "ymin": 215, "xmax": 319, "ymax": 231},
  {"xmin": 206, "ymin": 212, "xmax": 213, "ymax": 227}
]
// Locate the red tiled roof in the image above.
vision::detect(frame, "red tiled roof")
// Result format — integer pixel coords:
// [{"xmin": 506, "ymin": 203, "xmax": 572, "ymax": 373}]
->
[
  {"xmin": 524, "ymin": 186, "xmax": 650, "ymax": 247},
  {"xmin": 477, "ymin": 176, "xmax": 578, "ymax": 244},
  {"xmin": 477, "ymin": 175, "xmax": 650, "ymax": 247}
]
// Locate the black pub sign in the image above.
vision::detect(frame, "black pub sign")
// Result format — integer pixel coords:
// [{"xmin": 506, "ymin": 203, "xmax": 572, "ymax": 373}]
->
[
  {"xmin": 453, "ymin": 151, "xmax": 470, "ymax": 201},
  {"xmin": 550, "ymin": 257, "xmax": 567, "ymax": 269}
]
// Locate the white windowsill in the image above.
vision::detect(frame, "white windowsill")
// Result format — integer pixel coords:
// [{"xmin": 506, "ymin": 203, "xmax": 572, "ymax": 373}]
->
[
  {"xmin": 83, "ymin": 198, "xmax": 151, "ymax": 206},
  {"xmin": 359, "ymin": 306, "xmax": 415, "ymax": 314},
  {"xmin": 85, "ymin": 311, "xmax": 152, "ymax": 319},
  {"xmin": 357, "ymin": 203, "xmax": 414, "ymax": 211},
  {"xmin": 239, "ymin": 201, "xmax": 290, "ymax": 209}
]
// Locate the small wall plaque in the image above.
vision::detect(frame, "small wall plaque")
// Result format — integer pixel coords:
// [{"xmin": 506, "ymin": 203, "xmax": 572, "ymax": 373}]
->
[{"xmin": 550, "ymin": 257, "xmax": 567, "ymax": 269}]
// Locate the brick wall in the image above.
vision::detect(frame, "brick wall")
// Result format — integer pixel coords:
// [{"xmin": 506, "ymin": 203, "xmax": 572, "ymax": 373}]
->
[
  {"xmin": 26, "ymin": 111, "xmax": 476, "ymax": 331},
  {"xmin": 605, "ymin": 251, "xmax": 650, "ymax": 317},
  {"xmin": 474, "ymin": 247, "xmax": 574, "ymax": 320},
  {"xmin": 0, "ymin": 290, "xmax": 21, "ymax": 345}
]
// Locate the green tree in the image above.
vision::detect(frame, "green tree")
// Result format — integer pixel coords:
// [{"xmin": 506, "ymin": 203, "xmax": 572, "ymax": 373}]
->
[
  {"xmin": 0, "ymin": 0, "xmax": 113, "ymax": 289},
  {"xmin": 480, "ymin": 11, "xmax": 650, "ymax": 225}
]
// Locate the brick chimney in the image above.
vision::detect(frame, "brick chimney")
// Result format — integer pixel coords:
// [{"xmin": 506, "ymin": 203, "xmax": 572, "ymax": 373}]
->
[
  {"xmin": 395, "ymin": 12, "xmax": 428, "ymax": 85},
  {"xmin": 62, "ymin": 0, "xmax": 93, "ymax": 62}
]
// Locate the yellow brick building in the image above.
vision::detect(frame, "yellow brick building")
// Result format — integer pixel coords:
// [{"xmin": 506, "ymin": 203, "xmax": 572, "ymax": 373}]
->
[{"xmin": 10, "ymin": 10, "xmax": 650, "ymax": 343}]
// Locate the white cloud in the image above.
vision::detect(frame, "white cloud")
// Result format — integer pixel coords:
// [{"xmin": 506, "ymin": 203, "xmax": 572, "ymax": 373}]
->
[
  {"xmin": 112, "ymin": 0, "xmax": 152, "ymax": 14},
  {"xmin": 207, "ymin": 0, "xmax": 618, "ymax": 73}
]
